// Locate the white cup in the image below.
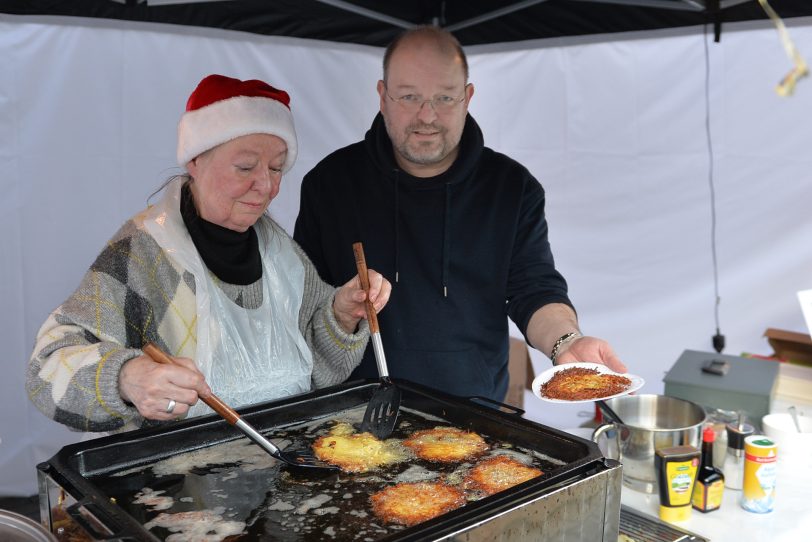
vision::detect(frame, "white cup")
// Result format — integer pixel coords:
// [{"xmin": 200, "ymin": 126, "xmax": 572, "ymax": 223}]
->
[{"xmin": 761, "ymin": 412, "xmax": 812, "ymax": 464}]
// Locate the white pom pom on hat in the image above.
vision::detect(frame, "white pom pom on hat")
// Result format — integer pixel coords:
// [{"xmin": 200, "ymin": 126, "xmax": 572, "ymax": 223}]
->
[{"xmin": 177, "ymin": 74, "xmax": 297, "ymax": 173}]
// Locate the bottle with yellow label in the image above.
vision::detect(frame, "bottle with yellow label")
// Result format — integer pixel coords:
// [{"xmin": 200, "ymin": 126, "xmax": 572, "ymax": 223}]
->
[
  {"xmin": 655, "ymin": 445, "xmax": 700, "ymax": 522},
  {"xmin": 692, "ymin": 426, "xmax": 725, "ymax": 512}
]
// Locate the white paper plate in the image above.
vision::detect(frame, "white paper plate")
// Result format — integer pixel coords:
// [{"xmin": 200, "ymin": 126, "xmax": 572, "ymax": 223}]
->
[{"xmin": 531, "ymin": 362, "xmax": 644, "ymax": 404}]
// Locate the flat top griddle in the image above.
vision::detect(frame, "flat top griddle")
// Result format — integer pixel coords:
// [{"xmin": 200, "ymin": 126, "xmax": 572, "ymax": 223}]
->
[
  {"xmin": 39, "ymin": 380, "xmax": 607, "ymax": 542},
  {"xmin": 93, "ymin": 407, "xmax": 565, "ymax": 541}
]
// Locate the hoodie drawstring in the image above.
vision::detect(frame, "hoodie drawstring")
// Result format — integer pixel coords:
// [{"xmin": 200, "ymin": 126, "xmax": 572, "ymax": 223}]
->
[
  {"xmin": 392, "ymin": 170, "xmax": 451, "ymax": 298},
  {"xmin": 442, "ymin": 183, "xmax": 450, "ymax": 298},
  {"xmin": 393, "ymin": 169, "xmax": 400, "ymax": 283}
]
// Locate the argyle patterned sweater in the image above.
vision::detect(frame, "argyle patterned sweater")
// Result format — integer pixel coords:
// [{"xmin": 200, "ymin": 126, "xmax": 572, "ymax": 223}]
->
[{"xmin": 27, "ymin": 211, "xmax": 368, "ymax": 433}]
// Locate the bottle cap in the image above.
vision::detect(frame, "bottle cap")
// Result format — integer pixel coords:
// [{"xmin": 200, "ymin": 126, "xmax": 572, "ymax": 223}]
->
[
  {"xmin": 725, "ymin": 422, "xmax": 755, "ymax": 450},
  {"xmin": 702, "ymin": 426, "xmax": 715, "ymax": 442}
]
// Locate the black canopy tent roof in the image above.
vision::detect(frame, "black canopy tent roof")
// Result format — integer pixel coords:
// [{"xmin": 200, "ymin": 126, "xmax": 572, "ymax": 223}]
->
[{"xmin": 2, "ymin": 0, "xmax": 811, "ymax": 46}]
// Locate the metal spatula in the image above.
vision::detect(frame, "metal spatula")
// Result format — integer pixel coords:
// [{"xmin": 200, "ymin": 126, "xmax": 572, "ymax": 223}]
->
[
  {"xmin": 352, "ymin": 242, "xmax": 401, "ymax": 439},
  {"xmin": 142, "ymin": 343, "xmax": 338, "ymax": 471}
]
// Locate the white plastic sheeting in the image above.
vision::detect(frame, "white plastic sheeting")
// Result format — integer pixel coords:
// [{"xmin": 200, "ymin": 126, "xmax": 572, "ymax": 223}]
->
[{"xmin": 1, "ymin": 14, "xmax": 810, "ymax": 495}]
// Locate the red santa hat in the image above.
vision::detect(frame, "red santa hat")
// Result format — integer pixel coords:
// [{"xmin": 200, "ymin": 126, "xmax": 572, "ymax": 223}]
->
[{"xmin": 177, "ymin": 74, "xmax": 297, "ymax": 173}]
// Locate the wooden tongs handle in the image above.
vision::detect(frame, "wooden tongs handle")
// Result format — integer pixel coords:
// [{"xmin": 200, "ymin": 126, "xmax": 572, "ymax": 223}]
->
[
  {"xmin": 352, "ymin": 242, "xmax": 379, "ymax": 334},
  {"xmin": 142, "ymin": 342, "xmax": 240, "ymax": 425}
]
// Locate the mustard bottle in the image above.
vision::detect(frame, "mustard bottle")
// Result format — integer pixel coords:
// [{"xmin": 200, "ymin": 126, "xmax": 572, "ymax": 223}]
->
[{"xmin": 655, "ymin": 445, "xmax": 700, "ymax": 523}]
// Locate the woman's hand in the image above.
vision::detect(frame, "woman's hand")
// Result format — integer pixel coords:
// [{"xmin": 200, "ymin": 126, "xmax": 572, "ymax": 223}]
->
[
  {"xmin": 333, "ymin": 269, "xmax": 392, "ymax": 333},
  {"xmin": 118, "ymin": 353, "xmax": 211, "ymax": 420}
]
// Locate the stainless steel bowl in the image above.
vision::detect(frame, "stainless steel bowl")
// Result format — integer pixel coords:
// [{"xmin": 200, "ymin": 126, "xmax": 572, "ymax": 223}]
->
[
  {"xmin": 0, "ymin": 510, "xmax": 57, "ymax": 542},
  {"xmin": 592, "ymin": 394, "xmax": 706, "ymax": 493}
]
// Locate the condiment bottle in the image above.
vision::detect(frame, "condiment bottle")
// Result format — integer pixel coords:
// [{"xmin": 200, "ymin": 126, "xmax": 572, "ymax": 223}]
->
[
  {"xmin": 706, "ymin": 408, "xmax": 738, "ymax": 469},
  {"xmin": 692, "ymin": 426, "xmax": 725, "ymax": 512},
  {"xmin": 724, "ymin": 422, "xmax": 754, "ymax": 490},
  {"xmin": 741, "ymin": 435, "xmax": 778, "ymax": 513},
  {"xmin": 655, "ymin": 445, "xmax": 700, "ymax": 523}
]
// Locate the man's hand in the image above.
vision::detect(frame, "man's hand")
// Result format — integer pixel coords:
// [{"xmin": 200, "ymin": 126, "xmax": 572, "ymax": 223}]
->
[
  {"xmin": 554, "ymin": 336, "xmax": 627, "ymax": 373},
  {"xmin": 526, "ymin": 303, "xmax": 627, "ymax": 373}
]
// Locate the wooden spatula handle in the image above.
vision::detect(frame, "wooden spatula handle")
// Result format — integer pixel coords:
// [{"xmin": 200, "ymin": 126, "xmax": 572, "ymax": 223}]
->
[
  {"xmin": 142, "ymin": 342, "xmax": 240, "ymax": 425},
  {"xmin": 352, "ymin": 242, "xmax": 380, "ymax": 334}
]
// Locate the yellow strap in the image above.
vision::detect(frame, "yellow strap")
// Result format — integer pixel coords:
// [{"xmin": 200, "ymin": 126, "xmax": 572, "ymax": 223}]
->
[{"xmin": 758, "ymin": 0, "xmax": 809, "ymax": 96}]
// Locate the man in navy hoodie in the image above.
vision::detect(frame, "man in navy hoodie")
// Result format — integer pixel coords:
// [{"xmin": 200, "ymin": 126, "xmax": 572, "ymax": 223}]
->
[{"xmin": 294, "ymin": 26, "xmax": 625, "ymax": 402}]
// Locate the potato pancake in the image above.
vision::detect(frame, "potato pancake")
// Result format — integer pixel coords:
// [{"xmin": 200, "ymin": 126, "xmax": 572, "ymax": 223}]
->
[
  {"xmin": 312, "ymin": 422, "xmax": 408, "ymax": 472},
  {"xmin": 540, "ymin": 367, "xmax": 631, "ymax": 401},
  {"xmin": 402, "ymin": 426, "xmax": 489, "ymax": 463},
  {"xmin": 370, "ymin": 482, "xmax": 466, "ymax": 526},
  {"xmin": 463, "ymin": 455, "xmax": 543, "ymax": 495}
]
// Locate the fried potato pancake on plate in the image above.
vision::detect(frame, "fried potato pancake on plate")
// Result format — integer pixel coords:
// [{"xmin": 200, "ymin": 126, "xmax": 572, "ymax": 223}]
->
[
  {"xmin": 312, "ymin": 422, "xmax": 408, "ymax": 472},
  {"xmin": 403, "ymin": 426, "xmax": 489, "ymax": 463},
  {"xmin": 370, "ymin": 482, "xmax": 466, "ymax": 526},
  {"xmin": 540, "ymin": 367, "xmax": 631, "ymax": 401},
  {"xmin": 463, "ymin": 455, "xmax": 543, "ymax": 495}
]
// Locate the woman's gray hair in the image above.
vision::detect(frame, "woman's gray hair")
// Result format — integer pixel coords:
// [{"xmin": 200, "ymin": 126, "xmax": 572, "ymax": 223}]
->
[{"xmin": 148, "ymin": 173, "xmax": 190, "ymax": 206}]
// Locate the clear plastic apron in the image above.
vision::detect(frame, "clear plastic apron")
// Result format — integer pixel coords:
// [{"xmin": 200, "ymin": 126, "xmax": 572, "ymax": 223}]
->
[{"xmin": 142, "ymin": 178, "xmax": 313, "ymax": 417}]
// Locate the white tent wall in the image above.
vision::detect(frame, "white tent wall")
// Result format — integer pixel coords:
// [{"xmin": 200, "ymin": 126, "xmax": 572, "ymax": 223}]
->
[{"xmin": 1, "ymin": 14, "xmax": 810, "ymax": 496}]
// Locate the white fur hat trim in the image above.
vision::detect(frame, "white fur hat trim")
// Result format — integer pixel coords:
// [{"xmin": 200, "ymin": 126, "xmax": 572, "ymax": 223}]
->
[{"xmin": 177, "ymin": 95, "xmax": 297, "ymax": 173}]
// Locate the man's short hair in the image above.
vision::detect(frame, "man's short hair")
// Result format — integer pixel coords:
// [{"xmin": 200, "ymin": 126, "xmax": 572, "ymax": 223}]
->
[{"xmin": 383, "ymin": 26, "xmax": 469, "ymax": 83}]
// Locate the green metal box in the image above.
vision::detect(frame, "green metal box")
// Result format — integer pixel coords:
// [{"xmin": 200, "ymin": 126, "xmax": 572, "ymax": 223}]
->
[{"xmin": 663, "ymin": 349, "xmax": 779, "ymax": 428}]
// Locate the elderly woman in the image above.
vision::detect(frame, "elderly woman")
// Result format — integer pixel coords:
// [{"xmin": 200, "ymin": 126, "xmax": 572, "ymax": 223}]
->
[{"xmin": 27, "ymin": 74, "xmax": 391, "ymax": 433}]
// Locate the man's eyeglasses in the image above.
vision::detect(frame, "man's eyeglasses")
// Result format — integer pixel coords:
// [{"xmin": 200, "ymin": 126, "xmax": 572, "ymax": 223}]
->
[{"xmin": 385, "ymin": 84, "xmax": 470, "ymax": 113}]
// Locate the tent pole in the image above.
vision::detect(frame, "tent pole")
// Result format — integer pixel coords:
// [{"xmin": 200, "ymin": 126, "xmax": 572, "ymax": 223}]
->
[
  {"xmin": 445, "ymin": 0, "xmax": 550, "ymax": 32},
  {"xmin": 313, "ymin": 0, "xmax": 414, "ymax": 29}
]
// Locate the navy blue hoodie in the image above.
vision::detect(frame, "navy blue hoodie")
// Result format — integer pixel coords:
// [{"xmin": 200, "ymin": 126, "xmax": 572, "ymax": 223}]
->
[{"xmin": 294, "ymin": 113, "xmax": 572, "ymax": 401}]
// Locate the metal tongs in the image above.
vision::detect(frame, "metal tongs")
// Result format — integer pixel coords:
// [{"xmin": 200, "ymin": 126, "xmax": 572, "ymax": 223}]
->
[
  {"xmin": 143, "ymin": 343, "xmax": 338, "ymax": 471},
  {"xmin": 353, "ymin": 242, "xmax": 401, "ymax": 439}
]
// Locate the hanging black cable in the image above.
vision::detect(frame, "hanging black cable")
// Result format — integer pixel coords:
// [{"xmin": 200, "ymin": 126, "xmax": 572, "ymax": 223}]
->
[{"xmin": 704, "ymin": 23, "xmax": 725, "ymax": 354}]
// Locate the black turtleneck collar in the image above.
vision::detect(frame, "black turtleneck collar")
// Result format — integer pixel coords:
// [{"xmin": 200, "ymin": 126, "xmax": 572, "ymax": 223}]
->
[{"xmin": 180, "ymin": 182, "xmax": 262, "ymax": 285}]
